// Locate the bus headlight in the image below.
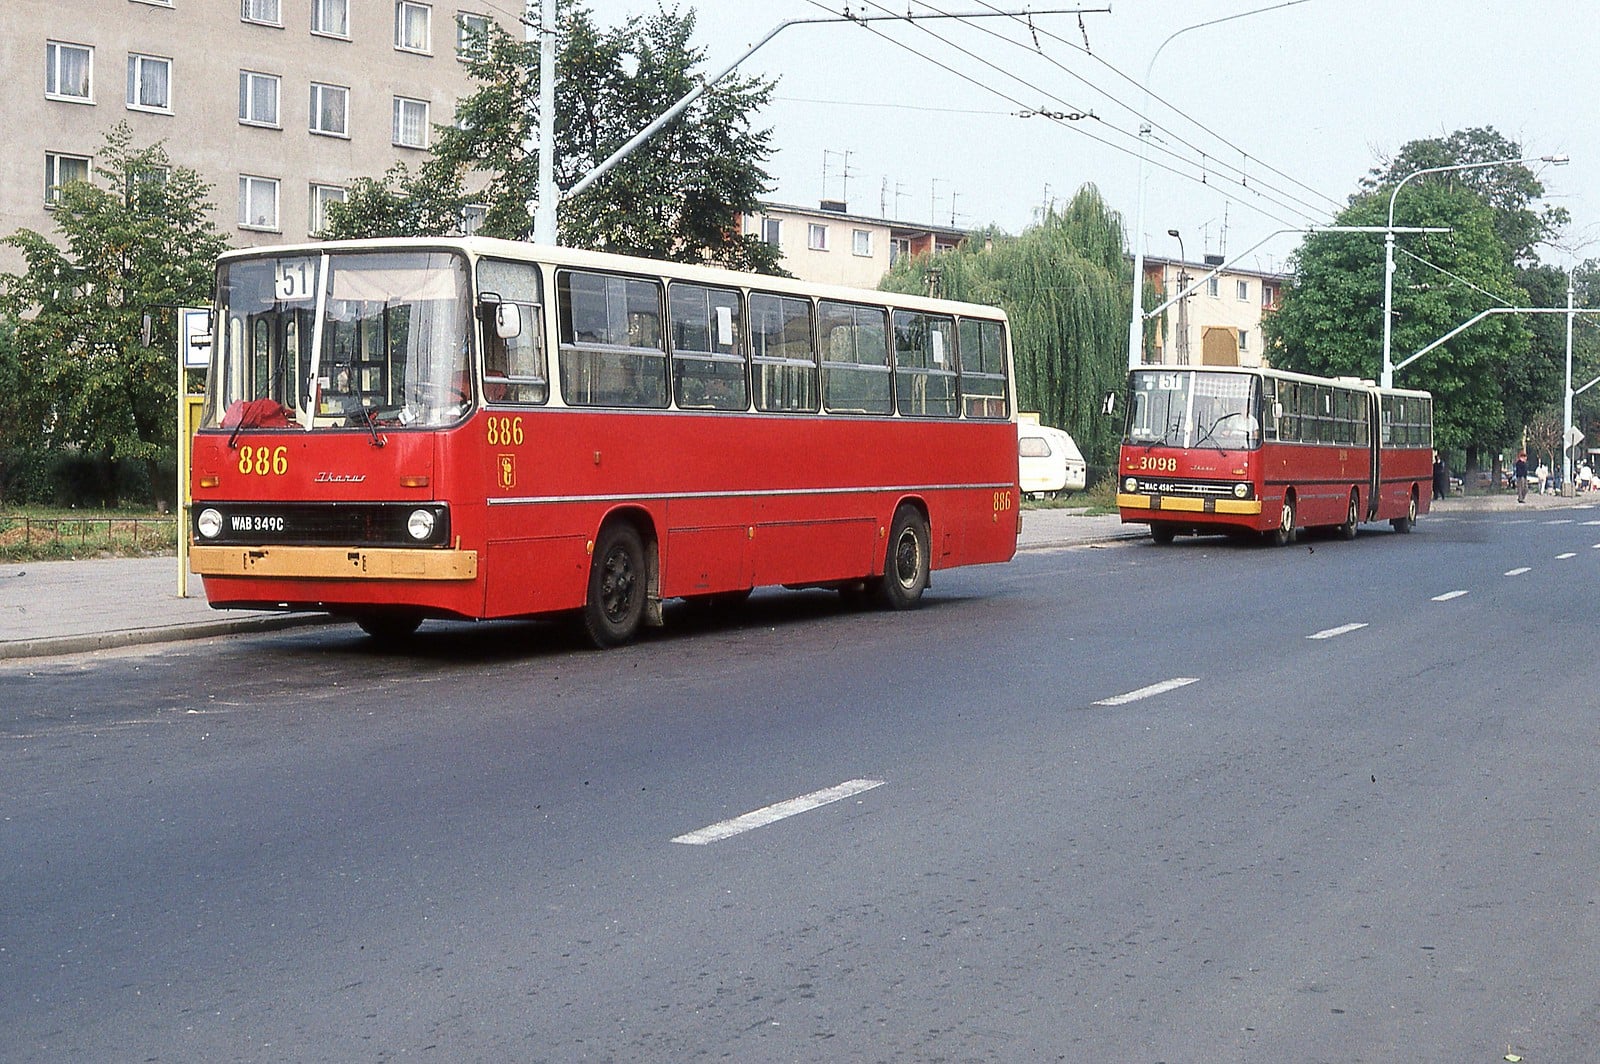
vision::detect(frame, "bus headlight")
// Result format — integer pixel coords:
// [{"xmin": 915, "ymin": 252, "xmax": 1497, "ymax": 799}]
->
[
  {"xmin": 407, "ymin": 508, "xmax": 436, "ymax": 541},
  {"xmin": 1233, "ymin": 483, "xmax": 1250, "ymax": 499},
  {"xmin": 1124, "ymin": 477, "xmax": 1138, "ymax": 493},
  {"xmin": 197, "ymin": 508, "xmax": 223, "ymax": 539}
]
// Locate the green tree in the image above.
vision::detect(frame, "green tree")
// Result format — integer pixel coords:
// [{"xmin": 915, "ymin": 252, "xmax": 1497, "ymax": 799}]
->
[
  {"xmin": 0, "ymin": 123, "xmax": 227, "ymax": 505},
  {"xmin": 326, "ymin": 3, "xmax": 782, "ymax": 273},
  {"xmin": 1267, "ymin": 182, "xmax": 1529, "ymax": 457},
  {"xmin": 880, "ymin": 185, "xmax": 1131, "ymax": 464}
]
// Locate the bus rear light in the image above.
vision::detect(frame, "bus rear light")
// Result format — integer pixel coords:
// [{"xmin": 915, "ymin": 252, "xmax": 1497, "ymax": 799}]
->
[
  {"xmin": 399, "ymin": 475, "xmax": 430, "ymax": 488},
  {"xmin": 198, "ymin": 475, "xmax": 221, "ymax": 488}
]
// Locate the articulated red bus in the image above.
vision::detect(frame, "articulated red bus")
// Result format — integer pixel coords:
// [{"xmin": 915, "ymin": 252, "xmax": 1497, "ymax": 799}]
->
[
  {"xmin": 189, "ymin": 238, "xmax": 1020, "ymax": 645},
  {"xmin": 1115, "ymin": 365, "xmax": 1433, "ymax": 544}
]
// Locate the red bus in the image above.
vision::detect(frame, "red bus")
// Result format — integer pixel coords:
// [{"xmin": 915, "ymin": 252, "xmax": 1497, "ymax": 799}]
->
[
  {"xmin": 1114, "ymin": 365, "xmax": 1433, "ymax": 544},
  {"xmin": 189, "ymin": 238, "xmax": 1020, "ymax": 645}
]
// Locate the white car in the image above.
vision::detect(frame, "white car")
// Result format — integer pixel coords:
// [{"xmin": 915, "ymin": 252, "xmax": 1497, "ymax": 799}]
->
[{"xmin": 1018, "ymin": 423, "xmax": 1087, "ymax": 497}]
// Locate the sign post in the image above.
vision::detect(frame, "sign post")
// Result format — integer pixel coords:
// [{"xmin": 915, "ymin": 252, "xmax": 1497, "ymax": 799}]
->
[{"xmin": 177, "ymin": 308, "xmax": 211, "ymax": 597}]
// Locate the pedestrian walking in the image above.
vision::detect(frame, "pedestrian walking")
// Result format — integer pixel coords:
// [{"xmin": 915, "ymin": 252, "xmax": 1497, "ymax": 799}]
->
[{"xmin": 1515, "ymin": 451, "xmax": 1529, "ymax": 503}]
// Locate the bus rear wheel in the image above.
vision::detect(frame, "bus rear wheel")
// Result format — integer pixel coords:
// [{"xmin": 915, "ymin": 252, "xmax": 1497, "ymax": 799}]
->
[
  {"xmin": 872, "ymin": 505, "xmax": 930, "ymax": 610},
  {"xmin": 582, "ymin": 522, "xmax": 647, "ymax": 647}
]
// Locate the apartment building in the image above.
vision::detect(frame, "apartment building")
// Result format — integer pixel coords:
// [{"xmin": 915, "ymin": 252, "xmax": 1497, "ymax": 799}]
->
[
  {"xmin": 1142, "ymin": 254, "xmax": 1285, "ymax": 368},
  {"xmin": 4, "ymin": 0, "xmax": 514, "ymax": 271},
  {"xmin": 742, "ymin": 201, "xmax": 966, "ymax": 289}
]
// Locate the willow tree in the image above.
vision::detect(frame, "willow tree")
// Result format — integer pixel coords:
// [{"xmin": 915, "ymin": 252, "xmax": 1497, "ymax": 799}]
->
[{"xmin": 881, "ymin": 185, "xmax": 1131, "ymax": 463}]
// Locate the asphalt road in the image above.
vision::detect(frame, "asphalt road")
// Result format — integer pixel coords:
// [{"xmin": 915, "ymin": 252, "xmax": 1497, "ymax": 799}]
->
[{"xmin": 4, "ymin": 507, "xmax": 1599, "ymax": 1062}]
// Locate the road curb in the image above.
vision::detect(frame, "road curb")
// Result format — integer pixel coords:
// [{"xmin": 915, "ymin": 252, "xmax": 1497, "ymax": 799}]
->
[{"xmin": 0, "ymin": 613, "xmax": 331, "ymax": 661}]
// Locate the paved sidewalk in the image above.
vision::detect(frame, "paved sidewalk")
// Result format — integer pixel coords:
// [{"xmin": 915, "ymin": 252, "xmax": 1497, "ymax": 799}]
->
[{"xmin": 0, "ymin": 491, "xmax": 1585, "ymax": 661}]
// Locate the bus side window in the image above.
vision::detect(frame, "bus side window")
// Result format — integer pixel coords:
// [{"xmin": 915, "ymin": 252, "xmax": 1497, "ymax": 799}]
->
[
  {"xmin": 750, "ymin": 292, "xmax": 816, "ymax": 413},
  {"xmin": 819, "ymin": 300, "xmax": 891, "ymax": 415},
  {"xmin": 556, "ymin": 269, "xmax": 668, "ymax": 408},
  {"xmin": 958, "ymin": 318, "xmax": 1009, "ymax": 419},
  {"xmin": 669, "ymin": 282, "xmax": 747, "ymax": 411},
  {"xmin": 894, "ymin": 310, "xmax": 958, "ymax": 418},
  {"xmin": 477, "ymin": 258, "xmax": 548, "ymax": 405}
]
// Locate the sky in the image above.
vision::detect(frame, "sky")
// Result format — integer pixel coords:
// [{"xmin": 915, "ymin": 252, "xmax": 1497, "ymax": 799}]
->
[{"xmin": 559, "ymin": 0, "xmax": 1597, "ymax": 278}]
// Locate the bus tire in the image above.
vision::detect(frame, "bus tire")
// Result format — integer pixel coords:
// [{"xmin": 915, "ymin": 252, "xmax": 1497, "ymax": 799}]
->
[
  {"xmin": 1390, "ymin": 489, "xmax": 1418, "ymax": 533},
  {"xmin": 355, "ymin": 611, "xmax": 422, "ymax": 642},
  {"xmin": 873, "ymin": 504, "xmax": 930, "ymax": 610},
  {"xmin": 583, "ymin": 522, "xmax": 648, "ymax": 647},
  {"xmin": 1150, "ymin": 522, "xmax": 1177, "ymax": 545},
  {"xmin": 1339, "ymin": 490, "xmax": 1359, "ymax": 540},
  {"xmin": 1269, "ymin": 493, "xmax": 1297, "ymax": 547}
]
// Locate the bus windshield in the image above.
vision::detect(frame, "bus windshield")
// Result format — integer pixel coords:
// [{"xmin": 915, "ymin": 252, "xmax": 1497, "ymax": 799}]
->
[
  {"xmin": 205, "ymin": 249, "xmax": 472, "ymax": 431},
  {"xmin": 1125, "ymin": 369, "xmax": 1261, "ymax": 450}
]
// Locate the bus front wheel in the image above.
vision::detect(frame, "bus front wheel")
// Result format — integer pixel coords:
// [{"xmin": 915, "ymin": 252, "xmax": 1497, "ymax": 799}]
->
[
  {"xmin": 355, "ymin": 611, "xmax": 422, "ymax": 643},
  {"xmin": 1391, "ymin": 489, "xmax": 1418, "ymax": 533},
  {"xmin": 1269, "ymin": 495, "xmax": 1297, "ymax": 547},
  {"xmin": 583, "ymin": 522, "xmax": 648, "ymax": 647},
  {"xmin": 873, "ymin": 505, "xmax": 930, "ymax": 610}
]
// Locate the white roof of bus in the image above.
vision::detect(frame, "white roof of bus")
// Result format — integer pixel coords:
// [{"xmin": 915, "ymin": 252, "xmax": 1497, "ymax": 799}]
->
[
  {"xmin": 1130, "ymin": 362, "xmax": 1431, "ymax": 400},
  {"xmin": 217, "ymin": 236, "xmax": 1009, "ymax": 321}
]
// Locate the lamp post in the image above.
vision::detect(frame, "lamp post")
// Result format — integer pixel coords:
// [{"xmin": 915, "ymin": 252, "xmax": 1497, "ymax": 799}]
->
[
  {"xmin": 1380, "ymin": 153, "xmax": 1568, "ymax": 387},
  {"xmin": 1167, "ymin": 228, "xmax": 1190, "ymax": 365},
  {"xmin": 1126, "ymin": 0, "xmax": 1312, "ymax": 370}
]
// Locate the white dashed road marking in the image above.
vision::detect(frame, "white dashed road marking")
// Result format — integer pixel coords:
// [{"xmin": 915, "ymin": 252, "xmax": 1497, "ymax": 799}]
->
[
  {"xmin": 672, "ymin": 778, "xmax": 886, "ymax": 845},
  {"xmin": 1094, "ymin": 677, "xmax": 1200, "ymax": 707},
  {"xmin": 1506, "ymin": 567, "xmax": 1532, "ymax": 576},
  {"xmin": 1432, "ymin": 590, "xmax": 1470, "ymax": 602},
  {"xmin": 1557, "ymin": 552, "xmax": 1577, "ymax": 560},
  {"xmin": 1308, "ymin": 623, "xmax": 1368, "ymax": 640}
]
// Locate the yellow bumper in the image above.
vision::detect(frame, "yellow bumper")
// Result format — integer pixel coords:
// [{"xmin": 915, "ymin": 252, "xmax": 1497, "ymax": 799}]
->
[
  {"xmin": 191, "ymin": 544, "xmax": 478, "ymax": 581},
  {"xmin": 1116, "ymin": 493, "xmax": 1263, "ymax": 516}
]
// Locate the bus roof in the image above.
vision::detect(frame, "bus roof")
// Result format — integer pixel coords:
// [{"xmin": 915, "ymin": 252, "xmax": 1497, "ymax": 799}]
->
[
  {"xmin": 217, "ymin": 236, "xmax": 1009, "ymax": 321},
  {"xmin": 1129, "ymin": 362, "xmax": 1431, "ymax": 400}
]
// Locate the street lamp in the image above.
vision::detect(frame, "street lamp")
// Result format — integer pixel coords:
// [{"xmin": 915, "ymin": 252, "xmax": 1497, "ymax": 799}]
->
[
  {"xmin": 1167, "ymin": 228, "xmax": 1190, "ymax": 364},
  {"xmin": 1380, "ymin": 153, "xmax": 1569, "ymax": 387},
  {"xmin": 1126, "ymin": 0, "xmax": 1313, "ymax": 370}
]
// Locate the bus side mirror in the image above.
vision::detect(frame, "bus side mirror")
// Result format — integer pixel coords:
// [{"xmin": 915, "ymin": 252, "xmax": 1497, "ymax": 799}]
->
[
  {"xmin": 1101, "ymin": 391, "xmax": 1118, "ymax": 417},
  {"xmin": 495, "ymin": 303, "xmax": 522, "ymax": 340}
]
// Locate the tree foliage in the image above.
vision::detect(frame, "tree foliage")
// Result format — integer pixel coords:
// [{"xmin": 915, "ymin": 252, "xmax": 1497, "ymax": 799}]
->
[
  {"xmin": 880, "ymin": 185, "xmax": 1130, "ymax": 464},
  {"xmin": 325, "ymin": 3, "xmax": 782, "ymax": 272},
  {"xmin": 1268, "ymin": 127, "xmax": 1580, "ymax": 459},
  {"xmin": 0, "ymin": 123, "xmax": 227, "ymax": 502}
]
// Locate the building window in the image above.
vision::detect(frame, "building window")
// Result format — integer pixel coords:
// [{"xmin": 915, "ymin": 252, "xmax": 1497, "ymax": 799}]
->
[
  {"xmin": 395, "ymin": 2, "xmax": 432, "ymax": 53},
  {"xmin": 126, "ymin": 54, "xmax": 172, "ymax": 113},
  {"xmin": 807, "ymin": 223, "xmax": 829, "ymax": 251},
  {"xmin": 238, "ymin": 70, "xmax": 280, "ymax": 126},
  {"xmin": 44, "ymin": 153, "xmax": 91, "ymax": 206},
  {"xmin": 392, "ymin": 96, "xmax": 429, "ymax": 148},
  {"xmin": 1206, "ymin": 276, "xmax": 1220, "ymax": 298},
  {"xmin": 890, "ymin": 237, "xmax": 912, "ymax": 265},
  {"xmin": 462, "ymin": 204, "xmax": 487, "ymax": 235},
  {"xmin": 309, "ymin": 83, "xmax": 349, "ymax": 136},
  {"xmin": 851, "ymin": 229, "xmax": 872, "ymax": 257},
  {"xmin": 238, "ymin": 175, "xmax": 280, "ymax": 230},
  {"xmin": 46, "ymin": 41, "xmax": 94, "ymax": 102},
  {"xmin": 1239, "ymin": 329, "xmax": 1250, "ymax": 351},
  {"xmin": 311, "ymin": 0, "xmax": 350, "ymax": 37},
  {"xmin": 242, "ymin": 0, "xmax": 281, "ymax": 26},
  {"xmin": 760, "ymin": 217, "xmax": 781, "ymax": 245},
  {"xmin": 1236, "ymin": 279, "xmax": 1249, "ymax": 302},
  {"xmin": 309, "ymin": 183, "xmax": 346, "ymax": 234},
  {"xmin": 1262, "ymin": 283, "xmax": 1276, "ymax": 308},
  {"xmin": 457, "ymin": 12, "xmax": 491, "ymax": 58}
]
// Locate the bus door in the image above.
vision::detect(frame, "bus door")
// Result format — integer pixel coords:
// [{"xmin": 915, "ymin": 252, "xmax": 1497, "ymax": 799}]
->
[{"xmin": 1366, "ymin": 391, "xmax": 1382, "ymax": 520}]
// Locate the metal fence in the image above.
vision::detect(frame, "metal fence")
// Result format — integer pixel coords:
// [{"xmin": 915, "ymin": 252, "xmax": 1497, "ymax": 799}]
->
[{"xmin": 0, "ymin": 516, "xmax": 178, "ymax": 554}]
